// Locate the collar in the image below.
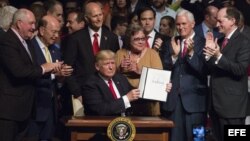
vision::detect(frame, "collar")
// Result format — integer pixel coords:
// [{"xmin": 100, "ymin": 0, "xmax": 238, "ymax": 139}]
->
[
  {"xmin": 226, "ymin": 27, "xmax": 238, "ymax": 39},
  {"xmin": 88, "ymin": 27, "xmax": 102, "ymax": 37},
  {"xmin": 147, "ymin": 30, "xmax": 156, "ymax": 38},
  {"xmin": 35, "ymin": 36, "xmax": 47, "ymax": 50},
  {"xmin": 201, "ymin": 22, "xmax": 211, "ymax": 33},
  {"xmin": 182, "ymin": 31, "xmax": 195, "ymax": 41},
  {"xmin": 98, "ymin": 73, "xmax": 113, "ymax": 84},
  {"xmin": 11, "ymin": 28, "xmax": 26, "ymax": 44}
]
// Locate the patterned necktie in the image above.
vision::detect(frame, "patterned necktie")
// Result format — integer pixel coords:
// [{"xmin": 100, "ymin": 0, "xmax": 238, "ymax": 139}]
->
[
  {"xmin": 221, "ymin": 38, "xmax": 228, "ymax": 50},
  {"xmin": 93, "ymin": 33, "xmax": 100, "ymax": 55},
  {"xmin": 108, "ymin": 79, "xmax": 117, "ymax": 99},
  {"xmin": 181, "ymin": 40, "xmax": 188, "ymax": 58},
  {"xmin": 44, "ymin": 46, "xmax": 52, "ymax": 63}
]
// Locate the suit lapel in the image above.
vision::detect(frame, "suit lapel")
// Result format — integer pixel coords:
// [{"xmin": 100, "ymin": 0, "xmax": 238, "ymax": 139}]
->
[
  {"xmin": 9, "ymin": 29, "xmax": 33, "ymax": 64},
  {"xmin": 32, "ymin": 38, "xmax": 47, "ymax": 65},
  {"xmin": 100, "ymin": 28, "xmax": 108, "ymax": 49},
  {"xmin": 85, "ymin": 29, "xmax": 96, "ymax": 57},
  {"xmin": 97, "ymin": 75, "xmax": 115, "ymax": 99},
  {"xmin": 221, "ymin": 29, "xmax": 240, "ymax": 52},
  {"xmin": 113, "ymin": 75, "xmax": 125, "ymax": 97}
]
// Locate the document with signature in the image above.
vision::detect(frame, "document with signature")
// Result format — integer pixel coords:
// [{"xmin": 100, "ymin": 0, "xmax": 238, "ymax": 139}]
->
[{"xmin": 138, "ymin": 67, "xmax": 171, "ymax": 102}]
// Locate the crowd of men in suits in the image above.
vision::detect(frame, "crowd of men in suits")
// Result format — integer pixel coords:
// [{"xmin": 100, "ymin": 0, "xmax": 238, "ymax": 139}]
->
[{"xmin": 0, "ymin": 0, "xmax": 250, "ymax": 141}]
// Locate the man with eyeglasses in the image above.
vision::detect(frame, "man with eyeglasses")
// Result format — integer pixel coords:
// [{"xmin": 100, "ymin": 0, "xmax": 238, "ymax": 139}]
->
[
  {"xmin": 0, "ymin": 9, "xmax": 62, "ymax": 141},
  {"xmin": 28, "ymin": 15, "xmax": 73, "ymax": 141}
]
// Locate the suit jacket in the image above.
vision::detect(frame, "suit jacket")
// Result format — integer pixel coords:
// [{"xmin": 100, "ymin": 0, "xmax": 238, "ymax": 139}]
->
[
  {"xmin": 0, "ymin": 28, "xmax": 5, "ymax": 37},
  {"xmin": 82, "ymin": 73, "xmax": 132, "ymax": 116},
  {"xmin": 31, "ymin": 37, "xmax": 61, "ymax": 122},
  {"xmin": 161, "ymin": 34, "xmax": 208, "ymax": 113},
  {"xmin": 63, "ymin": 27, "xmax": 119, "ymax": 97},
  {"xmin": 207, "ymin": 29, "xmax": 250, "ymax": 118},
  {"xmin": 152, "ymin": 31, "xmax": 170, "ymax": 54},
  {"xmin": 241, "ymin": 25, "xmax": 250, "ymax": 40},
  {"xmin": 194, "ymin": 23, "xmax": 223, "ymax": 39},
  {"xmin": 0, "ymin": 29, "xmax": 43, "ymax": 121}
]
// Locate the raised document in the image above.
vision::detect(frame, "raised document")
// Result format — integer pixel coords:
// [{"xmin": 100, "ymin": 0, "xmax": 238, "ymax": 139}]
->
[{"xmin": 138, "ymin": 67, "xmax": 171, "ymax": 102}]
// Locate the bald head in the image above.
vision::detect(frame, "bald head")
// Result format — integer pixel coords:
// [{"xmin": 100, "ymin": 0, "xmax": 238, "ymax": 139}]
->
[
  {"xmin": 204, "ymin": 5, "xmax": 218, "ymax": 28},
  {"xmin": 84, "ymin": 2, "xmax": 103, "ymax": 31},
  {"xmin": 38, "ymin": 15, "xmax": 60, "ymax": 46}
]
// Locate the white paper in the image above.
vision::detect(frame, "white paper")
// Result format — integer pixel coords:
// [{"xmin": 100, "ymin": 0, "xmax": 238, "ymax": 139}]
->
[
  {"xmin": 72, "ymin": 96, "xmax": 84, "ymax": 117},
  {"xmin": 139, "ymin": 67, "xmax": 171, "ymax": 102},
  {"xmin": 138, "ymin": 67, "xmax": 148, "ymax": 97}
]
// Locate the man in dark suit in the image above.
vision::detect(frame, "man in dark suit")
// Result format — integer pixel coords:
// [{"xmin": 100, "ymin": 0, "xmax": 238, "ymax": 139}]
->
[
  {"xmin": 194, "ymin": 5, "xmax": 223, "ymax": 39},
  {"xmin": 63, "ymin": 1, "xmax": 119, "ymax": 103},
  {"xmin": 204, "ymin": 7, "xmax": 250, "ymax": 141},
  {"xmin": 137, "ymin": 7, "xmax": 169, "ymax": 53},
  {"xmin": 28, "ymin": 15, "xmax": 72, "ymax": 141},
  {"xmin": 0, "ymin": 9, "xmax": 62, "ymax": 141},
  {"xmin": 82, "ymin": 50, "xmax": 140, "ymax": 116},
  {"xmin": 161, "ymin": 9, "xmax": 208, "ymax": 141}
]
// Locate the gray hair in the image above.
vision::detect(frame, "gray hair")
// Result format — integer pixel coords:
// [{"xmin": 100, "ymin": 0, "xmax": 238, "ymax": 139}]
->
[
  {"xmin": 12, "ymin": 9, "xmax": 31, "ymax": 25},
  {"xmin": 0, "ymin": 6, "xmax": 17, "ymax": 31},
  {"xmin": 176, "ymin": 9, "xmax": 195, "ymax": 23}
]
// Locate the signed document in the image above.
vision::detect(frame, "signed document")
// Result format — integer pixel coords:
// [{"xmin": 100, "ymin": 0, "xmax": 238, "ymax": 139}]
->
[{"xmin": 138, "ymin": 67, "xmax": 171, "ymax": 102}]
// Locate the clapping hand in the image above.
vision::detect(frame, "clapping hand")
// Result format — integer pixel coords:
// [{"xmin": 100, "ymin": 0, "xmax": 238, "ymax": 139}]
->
[
  {"xmin": 186, "ymin": 38, "xmax": 194, "ymax": 56},
  {"xmin": 171, "ymin": 37, "xmax": 181, "ymax": 58},
  {"xmin": 203, "ymin": 32, "xmax": 221, "ymax": 58}
]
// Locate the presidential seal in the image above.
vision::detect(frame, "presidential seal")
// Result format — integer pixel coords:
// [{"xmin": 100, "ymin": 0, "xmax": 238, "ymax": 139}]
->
[{"xmin": 107, "ymin": 117, "xmax": 136, "ymax": 141}]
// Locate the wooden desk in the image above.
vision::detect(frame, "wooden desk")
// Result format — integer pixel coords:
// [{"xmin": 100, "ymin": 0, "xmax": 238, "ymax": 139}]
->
[{"xmin": 63, "ymin": 116, "xmax": 174, "ymax": 141}]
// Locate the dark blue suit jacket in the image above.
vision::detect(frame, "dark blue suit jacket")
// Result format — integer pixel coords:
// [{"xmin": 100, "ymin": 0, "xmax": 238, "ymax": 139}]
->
[
  {"xmin": 161, "ymin": 35, "xmax": 208, "ymax": 113},
  {"xmin": 82, "ymin": 73, "xmax": 132, "ymax": 116},
  {"xmin": 31, "ymin": 37, "xmax": 61, "ymax": 121},
  {"xmin": 194, "ymin": 23, "xmax": 223, "ymax": 39}
]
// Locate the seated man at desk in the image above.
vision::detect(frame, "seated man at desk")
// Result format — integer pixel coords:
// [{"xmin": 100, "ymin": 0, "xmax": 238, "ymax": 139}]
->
[{"xmin": 82, "ymin": 50, "xmax": 141, "ymax": 116}]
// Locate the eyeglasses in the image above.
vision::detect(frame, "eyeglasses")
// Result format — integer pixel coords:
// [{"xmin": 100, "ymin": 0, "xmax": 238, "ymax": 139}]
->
[{"xmin": 133, "ymin": 37, "xmax": 146, "ymax": 42}]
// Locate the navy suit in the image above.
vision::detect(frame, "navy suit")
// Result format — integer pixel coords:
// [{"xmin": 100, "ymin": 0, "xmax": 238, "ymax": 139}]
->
[
  {"xmin": 161, "ymin": 34, "xmax": 208, "ymax": 141},
  {"xmin": 28, "ymin": 37, "xmax": 62, "ymax": 140},
  {"xmin": 194, "ymin": 23, "xmax": 223, "ymax": 39},
  {"xmin": 82, "ymin": 73, "xmax": 132, "ymax": 116}
]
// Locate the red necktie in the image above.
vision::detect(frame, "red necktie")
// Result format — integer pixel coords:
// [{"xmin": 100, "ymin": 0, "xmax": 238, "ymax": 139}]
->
[
  {"xmin": 182, "ymin": 40, "xmax": 188, "ymax": 58},
  {"xmin": 146, "ymin": 36, "xmax": 150, "ymax": 48},
  {"xmin": 221, "ymin": 38, "xmax": 228, "ymax": 50},
  {"xmin": 93, "ymin": 33, "xmax": 99, "ymax": 55},
  {"xmin": 108, "ymin": 79, "xmax": 117, "ymax": 99}
]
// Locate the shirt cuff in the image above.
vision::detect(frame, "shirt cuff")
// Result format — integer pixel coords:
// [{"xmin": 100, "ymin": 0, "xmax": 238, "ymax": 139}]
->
[
  {"xmin": 205, "ymin": 55, "xmax": 211, "ymax": 61},
  {"xmin": 172, "ymin": 56, "xmax": 177, "ymax": 64},
  {"xmin": 122, "ymin": 95, "xmax": 131, "ymax": 109},
  {"xmin": 41, "ymin": 66, "xmax": 45, "ymax": 74},
  {"xmin": 215, "ymin": 54, "xmax": 222, "ymax": 64}
]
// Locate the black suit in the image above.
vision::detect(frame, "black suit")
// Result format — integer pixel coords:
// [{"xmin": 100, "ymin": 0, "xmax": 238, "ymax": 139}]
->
[
  {"xmin": 63, "ymin": 27, "xmax": 119, "ymax": 97},
  {"xmin": 82, "ymin": 73, "xmax": 132, "ymax": 116},
  {"xmin": 207, "ymin": 29, "xmax": 250, "ymax": 141},
  {"xmin": 0, "ymin": 29, "xmax": 43, "ymax": 140},
  {"xmin": 241, "ymin": 25, "xmax": 250, "ymax": 40},
  {"xmin": 0, "ymin": 28, "xmax": 5, "ymax": 37}
]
